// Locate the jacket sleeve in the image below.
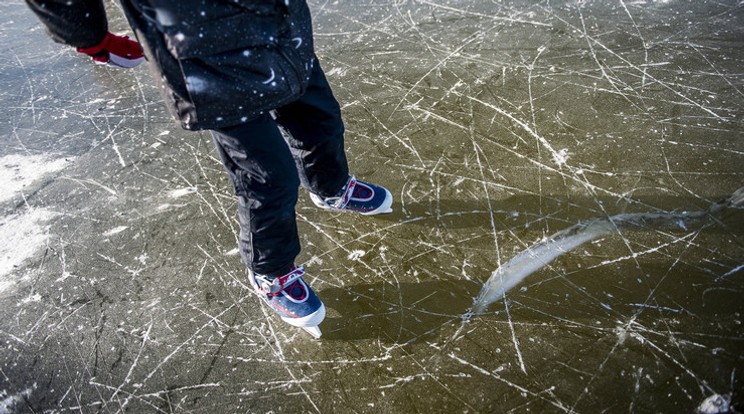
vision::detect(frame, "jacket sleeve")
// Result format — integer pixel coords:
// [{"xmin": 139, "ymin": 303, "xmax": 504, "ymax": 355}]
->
[{"xmin": 25, "ymin": 0, "xmax": 108, "ymax": 48}]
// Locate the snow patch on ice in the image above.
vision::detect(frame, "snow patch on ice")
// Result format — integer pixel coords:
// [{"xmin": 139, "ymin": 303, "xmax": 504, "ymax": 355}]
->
[
  {"xmin": 0, "ymin": 154, "xmax": 70, "ymax": 204},
  {"xmin": 348, "ymin": 250, "xmax": 366, "ymax": 260},
  {"xmin": 553, "ymin": 148, "xmax": 570, "ymax": 166},
  {"xmin": 137, "ymin": 253, "xmax": 149, "ymax": 265},
  {"xmin": 696, "ymin": 394, "xmax": 731, "ymax": 414},
  {"xmin": 0, "ymin": 208, "xmax": 57, "ymax": 283},
  {"xmin": 21, "ymin": 292, "xmax": 42, "ymax": 303},
  {"xmin": 0, "ymin": 384, "xmax": 36, "ymax": 414},
  {"xmin": 305, "ymin": 256, "xmax": 323, "ymax": 266}
]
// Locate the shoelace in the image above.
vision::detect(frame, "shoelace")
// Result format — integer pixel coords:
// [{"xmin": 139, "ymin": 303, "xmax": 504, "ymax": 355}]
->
[
  {"xmin": 326, "ymin": 176, "xmax": 357, "ymax": 210},
  {"xmin": 254, "ymin": 266, "xmax": 305, "ymax": 297}
]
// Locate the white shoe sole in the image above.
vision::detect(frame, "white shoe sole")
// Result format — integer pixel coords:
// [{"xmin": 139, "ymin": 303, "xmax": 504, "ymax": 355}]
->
[
  {"xmin": 310, "ymin": 187, "xmax": 393, "ymax": 215},
  {"xmin": 280, "ymin": 302, "xmax": 326, "ymax": 328},
  {"xmin": 106, "ymin": 53, "xmax": 145, "ymax": 69}
]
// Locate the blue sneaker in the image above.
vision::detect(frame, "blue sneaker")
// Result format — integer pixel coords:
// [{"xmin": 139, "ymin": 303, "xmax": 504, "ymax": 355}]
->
[
  {"xmin": 248, "ymin": 265, "xmax": 325, "ymax": 337},
  {"xmin": 310, "ymin": 175, "xmax": 393, "ymax": 215}
]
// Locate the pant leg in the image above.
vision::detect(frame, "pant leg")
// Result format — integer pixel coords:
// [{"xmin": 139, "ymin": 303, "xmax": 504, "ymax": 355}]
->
[
  {"xmin": 26, "ymin": 0, "xmax": 108, "ymax": 48},
  {"xmin": 211, "ymin": 114, "xmax": 300, "ymax": 277},
  {"xmin": 274, "ymin": 60, "xmax": 350, "ymax": 198}
]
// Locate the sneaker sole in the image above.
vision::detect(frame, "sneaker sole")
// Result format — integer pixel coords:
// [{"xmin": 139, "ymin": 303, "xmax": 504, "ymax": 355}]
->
[
  {"xmin": 310, "ymin": 188, "xmax": 393, "ymax": 215},
  {"xmin": 106, "ymin": 54, "xmax": 145, "ymax": 69}
]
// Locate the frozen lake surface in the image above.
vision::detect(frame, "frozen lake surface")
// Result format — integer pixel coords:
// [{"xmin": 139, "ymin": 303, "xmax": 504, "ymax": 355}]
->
[{"xmin": 1, "ymin": 0, "xmax": 743, "ymax": 412}]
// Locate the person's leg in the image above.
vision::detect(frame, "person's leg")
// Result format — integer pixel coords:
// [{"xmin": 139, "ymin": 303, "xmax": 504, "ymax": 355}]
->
[
  {"xmin": 273, "ymin": 60, "xmax": 349, "ymax": 198},
  {"xmin": 275, "ymin": 59, "xmax": 394, "ymax": 215},
  {"xmin": 211, "ymin": 114, "xmax": 300, "ymax": 277},
  {"xmin": 212, "ymin": 116, "xmax": 325, "ymax": 335}
]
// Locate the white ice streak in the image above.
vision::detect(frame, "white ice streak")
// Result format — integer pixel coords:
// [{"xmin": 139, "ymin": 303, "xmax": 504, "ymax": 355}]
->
[
  {"xmin": 472, "ymin": 223, "xmax": 610, "ymax": 314},
  {"xmin": 471, "ymin": 187, "xmax": 744, "ymax": 314},
  {"xmin": 169, "ymin": 187, "xmax": 198, "ymax": 198},
  {"xmin": 103, "ymin": 225, "xmax": 129, "ymax": 236},
  {"xmin": 717, "ymin": 263, "xmax": 744, "ymax": 282}
]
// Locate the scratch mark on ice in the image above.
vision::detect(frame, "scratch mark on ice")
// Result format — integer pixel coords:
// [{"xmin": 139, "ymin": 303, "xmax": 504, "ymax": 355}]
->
[{"xmin": 471, "ymin": 186, "xmax": 744, "ymax": 314}]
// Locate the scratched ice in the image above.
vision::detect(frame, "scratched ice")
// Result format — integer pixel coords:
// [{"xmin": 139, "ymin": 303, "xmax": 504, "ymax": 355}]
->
[{"xmin": 1, "ymin": 0, "xmax": 742, "ymax": 412}]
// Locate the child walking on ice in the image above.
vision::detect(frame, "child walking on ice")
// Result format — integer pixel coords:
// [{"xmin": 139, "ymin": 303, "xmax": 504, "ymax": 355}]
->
[{"xmin": 26, "ymin": 0, "xmax": 393, "ymax": 338}]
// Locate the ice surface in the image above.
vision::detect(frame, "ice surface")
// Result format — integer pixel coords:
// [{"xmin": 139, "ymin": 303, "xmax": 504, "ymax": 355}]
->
[{"xmin": 1, "ymin": 0, "xmax": 743, "ymax": 412}]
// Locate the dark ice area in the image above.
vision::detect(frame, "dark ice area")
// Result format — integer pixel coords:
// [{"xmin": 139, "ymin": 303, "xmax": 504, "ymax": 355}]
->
[{"xmin": 1, "ymin": 0, "xmax": 743, "ymax": 412}]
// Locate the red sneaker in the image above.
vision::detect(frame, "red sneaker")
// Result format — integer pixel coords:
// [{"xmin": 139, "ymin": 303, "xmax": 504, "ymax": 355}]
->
[{"xmin": 77, "ymin": 32, "xmax": 144, "ymax": 69}]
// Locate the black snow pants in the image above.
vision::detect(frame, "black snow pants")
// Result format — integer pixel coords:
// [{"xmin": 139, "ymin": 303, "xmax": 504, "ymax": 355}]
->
[{"xmin": 211, "ymin": 60, "xmax": 349, "ymax": 277}]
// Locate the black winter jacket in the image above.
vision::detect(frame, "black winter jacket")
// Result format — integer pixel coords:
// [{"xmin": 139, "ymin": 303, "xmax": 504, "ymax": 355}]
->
[{"xmin": 26, "ymin": 0, "xmax": 316, "ymax": 130}]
